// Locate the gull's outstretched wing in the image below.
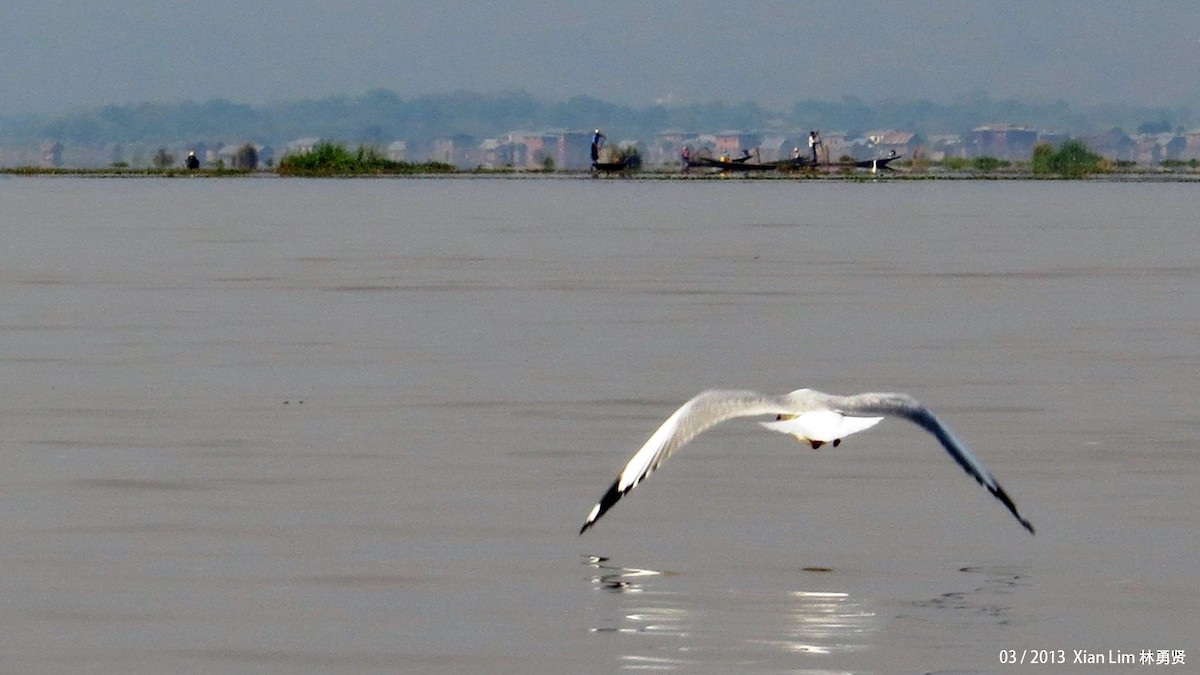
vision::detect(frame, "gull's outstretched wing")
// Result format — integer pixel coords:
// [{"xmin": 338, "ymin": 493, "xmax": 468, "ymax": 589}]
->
[
  {"xmin": 579, "ymin": 390, "xmax": 790, "ymax": 534},
  {"xmin": 831, "ymin": 392, "xmax": 1036, "ymax": 534}
]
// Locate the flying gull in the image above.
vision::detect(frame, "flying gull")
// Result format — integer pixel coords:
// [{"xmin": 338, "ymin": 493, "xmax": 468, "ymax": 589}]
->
[{"xmin": 579, "ymin": 388, "xmax": 1035, "ymax": 535}]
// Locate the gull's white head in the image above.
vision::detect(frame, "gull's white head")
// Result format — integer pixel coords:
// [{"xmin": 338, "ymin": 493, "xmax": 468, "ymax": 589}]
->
[{"xmin": 784, "ymin": 388, "xmax": 823, "ymax": 407}]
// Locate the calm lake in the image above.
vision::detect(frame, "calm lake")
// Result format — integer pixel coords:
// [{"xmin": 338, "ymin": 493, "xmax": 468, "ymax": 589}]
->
[{"xmin": 1, "ymin": 175, "xmax": 1196, "ymax": 673}]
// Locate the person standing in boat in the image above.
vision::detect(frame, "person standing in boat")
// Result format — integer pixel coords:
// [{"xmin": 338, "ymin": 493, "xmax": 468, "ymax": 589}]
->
[
  {"xmin": 808, "ymin": 130, "xmax": 822, "ymax": 166},
  {"xmin": 591, "ymin": 130, "xmax": 606, "ymax": 164}
]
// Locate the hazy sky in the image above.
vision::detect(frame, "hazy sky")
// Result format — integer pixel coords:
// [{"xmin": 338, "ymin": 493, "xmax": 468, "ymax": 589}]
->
[{"xmin": 3, "ymin": 1, "xmax": 1198, "ymax": 116}]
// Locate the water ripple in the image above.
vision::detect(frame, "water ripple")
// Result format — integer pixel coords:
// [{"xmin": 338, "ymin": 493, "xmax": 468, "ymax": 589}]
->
[{"xmin": 584, "ymin": 556, "xmax": 878, "ymax": 670}]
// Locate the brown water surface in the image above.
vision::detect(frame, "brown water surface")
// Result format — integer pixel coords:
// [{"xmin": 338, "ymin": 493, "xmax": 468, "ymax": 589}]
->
[{"xmin": 1, "ymin": 176, "xmax": 1196, "ymax": 673}]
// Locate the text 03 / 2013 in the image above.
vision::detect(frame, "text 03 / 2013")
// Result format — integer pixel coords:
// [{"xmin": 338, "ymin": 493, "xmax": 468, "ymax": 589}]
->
[{"xmin": 1000, "ymin": 650, "xmax": 1067, "ymax": 665}]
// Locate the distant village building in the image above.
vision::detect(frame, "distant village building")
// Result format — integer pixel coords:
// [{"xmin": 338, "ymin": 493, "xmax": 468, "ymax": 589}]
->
[
  {"xmin": 754, "ymin": 135, "xmax": 790, "ymax": 163},
  {"xmin": 430, "ymin": 134, "xmax": 477, "ymax": 168},
  {"xmin": 510, "ymin": 132, "xmax": 554, "ymax": 169},
  {"xmin": 1082, "ymin": 129, "xmax": 1136, "ymax": 162},
  {"xmin": 971, "ymin": 125, "xmax": 1038, "ymax": 160},
  {"xmin": 477, "ymin": 139, "xmax": 504, "ymax": 168},
  {"xmin": 1135, "ymin": 133, "xmax": 1186, "ymax": 164},
  {"xmin": 925, "ymin": 134, "xmax": 966, "ymax": 161},
  {"xmin": 476, "ymin": 135, "xmax": 538, "ymax": 169},
  {"xmin": 552, "ymin": 131, "xmax": 595, "ymax": 170},
  {"xmin": 1182, "ymin": 131, "xmax": 1200, "ymax": 160},
  {"xmin": 459, "ymin": 130, "xmax": 594, "ymax": 170},
  {"xmin": 814, "ymin": 132, "xmax": 848, "ymax": 162}
]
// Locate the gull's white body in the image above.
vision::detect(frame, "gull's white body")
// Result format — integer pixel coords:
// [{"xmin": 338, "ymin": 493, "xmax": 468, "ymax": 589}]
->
[
  {"xmin": 579, "ymin": 388, "xmax": 1034, "ymax": 535},
  {"xmin": 761, "ymin": 410, "xmax": 884, "ymax": 445}
]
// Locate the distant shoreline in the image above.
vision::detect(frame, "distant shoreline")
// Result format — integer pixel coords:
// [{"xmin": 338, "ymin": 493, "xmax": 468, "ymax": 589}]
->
[{"xmin": 4, "ymin": 166, "xmax": 1200, "ymax": 182}]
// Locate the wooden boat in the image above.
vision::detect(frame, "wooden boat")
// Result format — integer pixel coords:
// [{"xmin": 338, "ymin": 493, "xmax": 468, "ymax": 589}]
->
[
  {"xmin": 591, "ymin": 157, "xmax": 638, "ymax": 174},
  {"xmin": 682, "ymin": 151, "xmax": 902, "ymax": 174},
  {"xmin": 688, "ymin": 155, "xmax": 810, "ymax": 172},
  {"xmin": 851, "ymin": 153, "xmax": 903, "ymax": 171}
]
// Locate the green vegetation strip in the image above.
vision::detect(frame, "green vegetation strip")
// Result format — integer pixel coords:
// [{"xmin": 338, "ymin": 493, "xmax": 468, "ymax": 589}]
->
[{"xmin": 276, "ymin": 141, "xmax": 453, "ymax": 176}]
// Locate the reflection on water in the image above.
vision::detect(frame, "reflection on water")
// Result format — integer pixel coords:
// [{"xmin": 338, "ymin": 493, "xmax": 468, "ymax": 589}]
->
[
  {"xmin": 587, "ymin": 555, "xmax": 670, "ymax": 595},
  {"xmin": 586, "ymin": 555, "xmax": 690, "ymax": 639},
  {"xmin": 585, "ymin": 556, "xmax": 877, "ymax": 670},
  {"xmin": 901, "ymin": 565, "xmax": 1030, "ymax": 627},
  {"xmin": 747, "ymin": 590, "xmax": 876, "ymax": 657},
  {"xmin": 586, "ymin": 556, "xmax": 696, "ymax": 671}
]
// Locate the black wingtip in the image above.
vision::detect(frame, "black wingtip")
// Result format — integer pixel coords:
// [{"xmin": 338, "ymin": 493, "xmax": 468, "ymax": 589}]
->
[
  {"xmin": 579, "ymin": 509, "xmax": 600, "ymax": 535},
  {"xmin": 991, "ymin": 483, "xmax": 1035, "ymax": 535},
  {"xmin": 579, "ymin": 479, "xmax": 626, "ymax": 535}
]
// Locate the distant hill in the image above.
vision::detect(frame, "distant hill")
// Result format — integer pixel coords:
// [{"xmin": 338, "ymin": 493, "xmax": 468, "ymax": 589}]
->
[{"xmin": 1, "ymin": 89, "xmax": 1193, "ymax": 149}]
